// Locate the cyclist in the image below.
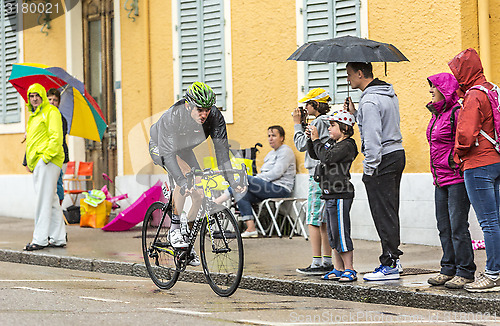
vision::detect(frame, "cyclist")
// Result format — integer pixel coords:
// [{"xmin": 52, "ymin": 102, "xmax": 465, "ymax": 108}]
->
[{"xmin": 149, "ymin": 82, "xmax": 245, "ymax": 254}]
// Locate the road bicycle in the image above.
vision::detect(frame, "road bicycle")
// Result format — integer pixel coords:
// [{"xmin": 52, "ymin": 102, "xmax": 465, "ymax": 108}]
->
[{"xmin": 142, "ymin": 165, "xmax": 246, "ymax": 297}]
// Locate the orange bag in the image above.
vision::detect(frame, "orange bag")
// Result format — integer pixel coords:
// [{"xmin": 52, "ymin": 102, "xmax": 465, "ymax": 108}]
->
[{"xmin": 80, "ymin": 199, "xmax": 112, "ymax": 228}]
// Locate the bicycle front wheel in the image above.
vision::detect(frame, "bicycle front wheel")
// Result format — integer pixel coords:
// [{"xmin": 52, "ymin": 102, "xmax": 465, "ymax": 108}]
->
[
  {"xmin": 142, "ymin": 201, "xmax": 179, "ymax": 289},
  {"xmin": 200, "ymin": 208, "xmax": 244, "ymax": 297}
]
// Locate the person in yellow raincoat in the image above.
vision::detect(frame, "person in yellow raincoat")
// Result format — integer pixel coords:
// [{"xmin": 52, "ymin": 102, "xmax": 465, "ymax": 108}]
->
[{"xmin": 24, "ymin": 83, "xmax": 66, "ymax": 251}]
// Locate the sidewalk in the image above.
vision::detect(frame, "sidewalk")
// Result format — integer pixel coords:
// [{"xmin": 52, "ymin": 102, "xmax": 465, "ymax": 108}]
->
[{"xmin": 1, "ymin": 216, "xmax": 499, "ymax": 314}]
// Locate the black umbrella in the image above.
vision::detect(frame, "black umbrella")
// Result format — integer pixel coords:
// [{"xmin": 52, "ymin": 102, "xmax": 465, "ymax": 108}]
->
[{"xmin": 287, "ymin": 36, "xmax": 409, "ymax": 63}]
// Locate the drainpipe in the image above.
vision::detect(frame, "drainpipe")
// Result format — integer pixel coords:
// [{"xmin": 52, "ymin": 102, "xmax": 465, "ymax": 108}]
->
[
  {"xmin": 145, "ymin": 0, "xmax": 154, "ymax": 178},
  {"xmin": 478, "ymin": 0, "xmax": 491, "ymax": 79}
]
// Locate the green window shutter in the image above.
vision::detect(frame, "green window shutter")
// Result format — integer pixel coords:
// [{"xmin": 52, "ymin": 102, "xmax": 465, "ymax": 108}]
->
[
  {"xmin": 0, "ymin": 0, "xmax": 20, "ymax": 124},
  {"xmin": 304, "ymin": 0, "xmax": 333, "ymax": 101},
  {"xmin": 179, "ymin": 0, "xmax": 202, "ymax": 96},
  {"xmin": 202, "ymin": 0, "xmax": 225, "ymax": 110},
  {"xmin": 303, "ymin": 0, "xmax": 360, "ymax": 104},
  {"xmin": 179, "ymin": 0, "xmax": 226, "ymax": 110},
  {"xmin": 334, "ymin": 0, "xmax": 361, "ymax": 103}
]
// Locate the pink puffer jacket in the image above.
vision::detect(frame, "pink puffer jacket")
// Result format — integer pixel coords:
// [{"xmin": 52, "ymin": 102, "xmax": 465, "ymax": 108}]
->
[{"xmin": 426, "ymin": 73, "xmax": 464, "ymax": 187}]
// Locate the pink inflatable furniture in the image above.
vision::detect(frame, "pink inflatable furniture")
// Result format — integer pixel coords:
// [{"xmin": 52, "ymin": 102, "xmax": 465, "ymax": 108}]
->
[{"xmin": 102, "ymin": 181, "xmax": 166, "ymax": 231}]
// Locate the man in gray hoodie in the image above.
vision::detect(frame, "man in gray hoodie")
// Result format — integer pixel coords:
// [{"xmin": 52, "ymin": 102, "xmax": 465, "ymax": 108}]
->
[{"xmin": 345, "ymin": 62, "xmax": 406, "ymax": 281}]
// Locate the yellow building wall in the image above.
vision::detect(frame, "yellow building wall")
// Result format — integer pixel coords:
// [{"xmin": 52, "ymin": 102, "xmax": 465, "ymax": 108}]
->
[
  {"xmin": 366, "ymin": 0, "xmax": 482, "ymax": 174},
  {"xmin": 121, "ymin": 0, "xmax": 174, "ymax": 175},
  {"xmin": 225, "ymin": 0, "xmax": 299, "ymax": 171},
  {"xmin": 121, "ymin": 0, "xmax": 300, "ymax": 175},
  {"xmin": 0, "ymin": 13, "xmax": 66, "ymax": 175},
  {"xmin": 487, "ymin": 0, "xmax": 500, "ymax": 84}
]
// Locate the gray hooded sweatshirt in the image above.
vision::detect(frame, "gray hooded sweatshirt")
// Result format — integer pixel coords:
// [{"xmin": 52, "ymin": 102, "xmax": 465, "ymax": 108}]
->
[{"xmin": 356, "ymin": 79, "xmax": 404, "ymax": 175}]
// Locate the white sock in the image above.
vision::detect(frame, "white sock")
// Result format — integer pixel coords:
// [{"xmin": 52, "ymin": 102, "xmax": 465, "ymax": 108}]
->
[{"xmin": 311, "ymin": 257, "xmax": 322, "ymax": 267}]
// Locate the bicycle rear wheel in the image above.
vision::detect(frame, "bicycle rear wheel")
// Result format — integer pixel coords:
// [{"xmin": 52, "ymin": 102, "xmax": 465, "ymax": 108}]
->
[
  {"xmin": 200, "ymin": 208, "xmax": 244, "ymax": 297},
  {"xmin": 142, "ymin": 201, "xmax": 179, "ymax": 289}
]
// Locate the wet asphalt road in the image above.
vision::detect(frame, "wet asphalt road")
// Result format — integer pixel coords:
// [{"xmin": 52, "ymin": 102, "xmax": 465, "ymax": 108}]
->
[{"xmin": 0, "ymin": 262, "xmax": 498, "ymax": 325}]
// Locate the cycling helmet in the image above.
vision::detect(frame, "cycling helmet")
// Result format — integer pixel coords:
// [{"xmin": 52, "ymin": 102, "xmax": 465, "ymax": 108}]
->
[
  {"xmin": 184, "ymin": 82, "xmax": 216, "ymax": 108},
  {"xmin": 326, "ymin": 110, "xmax": 356, "ymax": 126}
]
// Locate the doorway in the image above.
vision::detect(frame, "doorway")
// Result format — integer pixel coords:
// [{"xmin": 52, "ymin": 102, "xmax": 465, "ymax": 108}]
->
[{"xmin": 82, "ymin": 0, "xmax": 116, "ymax": 191}]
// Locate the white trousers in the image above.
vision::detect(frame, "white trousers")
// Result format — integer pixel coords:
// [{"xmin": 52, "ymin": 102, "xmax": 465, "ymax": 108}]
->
[{"xmin": 32, "ymin": 160, "xmax": 66, "ymax": 246}]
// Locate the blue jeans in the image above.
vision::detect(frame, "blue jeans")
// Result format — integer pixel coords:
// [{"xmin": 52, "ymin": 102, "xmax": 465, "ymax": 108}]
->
[
  {"xmin": 231, "ymin": 175, "xmax": 291, "ymax": 221},
  {"xmin": 56, "ymin": 169, "xmax": 64, "ymax": 202},
  {"xmin": 435, "ymin": 183, "xmax": 475, "ymax": 279},
  {"xmin": 464, "ymin": 162, "xmax": 500, "ymax": 275}
]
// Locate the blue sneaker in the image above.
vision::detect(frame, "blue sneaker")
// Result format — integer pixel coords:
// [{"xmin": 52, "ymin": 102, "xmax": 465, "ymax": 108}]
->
[{"xmin": 363, "ymin": 264, "xmax": 400, "ymax": 281}]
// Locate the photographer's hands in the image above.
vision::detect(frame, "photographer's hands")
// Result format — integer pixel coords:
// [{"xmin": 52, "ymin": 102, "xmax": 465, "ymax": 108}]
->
[
  {"xmin": 292, "ymin": 107, "xmax": 302, "ymax": 124},
  {"xmin": 309, "ymin": 125, "xmax": 319, "ymax": 141}
]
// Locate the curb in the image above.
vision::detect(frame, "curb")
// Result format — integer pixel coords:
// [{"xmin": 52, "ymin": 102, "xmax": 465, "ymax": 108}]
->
[{"xmin": 2, "ymin": 249, "xmax": 499, "ymax": 314}]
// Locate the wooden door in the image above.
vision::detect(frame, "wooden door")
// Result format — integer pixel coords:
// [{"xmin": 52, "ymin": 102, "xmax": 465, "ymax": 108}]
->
[{"xmin": 82, "ymin": 0, "xmax": 116, "ymax": 191}]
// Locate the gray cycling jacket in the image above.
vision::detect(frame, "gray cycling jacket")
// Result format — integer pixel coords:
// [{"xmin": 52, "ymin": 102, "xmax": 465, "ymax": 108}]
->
[{"xmin": 149, "ymin": 99, "xmax": 232, "ymax": 186}]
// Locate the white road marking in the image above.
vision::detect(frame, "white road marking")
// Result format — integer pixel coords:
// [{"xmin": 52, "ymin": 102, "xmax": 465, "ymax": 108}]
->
[
  {"xmin": 0, "ymin": 279, "xmax": 148, "ymax": 282},
  {"xmin": 238, "ymin": 320, "xmax": 500, "ymax": 325},
  {"xmin": 157, "ymin": 307, "xmax": 212, "ymax": 316},
  {"xmin": 12, "ymin": 286, "xmax": 53, "ymax": 292},
  {"xmin": 80, "ymin": 296, "xmax": 130, "ymax": 304}
]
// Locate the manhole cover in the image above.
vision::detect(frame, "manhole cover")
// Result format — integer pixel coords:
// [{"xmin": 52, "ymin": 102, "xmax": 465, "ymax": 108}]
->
[
  {"xmin": 401, "ymin": 268, "xmax": 439, "ymax": 276},
  {"xmin": 358, "ymin": 268, "xmax": 439, "ymax": 276}
]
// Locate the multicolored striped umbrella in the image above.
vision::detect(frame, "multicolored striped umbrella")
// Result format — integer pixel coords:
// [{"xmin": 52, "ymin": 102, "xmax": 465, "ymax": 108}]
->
[{"xmin": 8, "ymin": 63, "xmax": 107, "ymax": 142}]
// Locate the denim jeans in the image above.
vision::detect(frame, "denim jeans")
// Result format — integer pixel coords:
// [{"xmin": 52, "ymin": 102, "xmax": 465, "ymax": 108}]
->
[
  {"xmin": 435, "ymin": 183, "xmax": 475, "ymax": 279},
  {"xmin": 56, "ymin": 169, "xmax": 64, "ymax": 202},
  {"xmin": 231, "ymin": 175, "xmax": 291, "ymax": 221},
  {"xmin": 362, "ymin": 150, "xmax": 405, "ymax": 266},
  {"xmin": 464, "ymin": 162, "xmax": 500, "ymax": 275}
]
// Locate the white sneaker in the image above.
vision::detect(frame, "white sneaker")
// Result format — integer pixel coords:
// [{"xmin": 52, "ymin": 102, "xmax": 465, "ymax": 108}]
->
[
  {"xmin": 168, "ymin": 228, "xmax": 189, "ymax": 248},
  {"xmin": 188, "ymin": 248, "xmax": 201, "ymax": 266},
  {"xmin": 396, "ymin": 259, "xmax": 403, "ymax": 273},
  {"xmin": 363, "ymin": 264, "xmax": 400, "ymax": 281},
  {"xmin": 241, "ymin": 230, "xmax": 258, "ymax": 238}
]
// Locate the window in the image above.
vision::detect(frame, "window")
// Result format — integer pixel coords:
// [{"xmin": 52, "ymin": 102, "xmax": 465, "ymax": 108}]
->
[
  {"xmin": 302, "ymin": 0, "xmax": 360, "ymax": 104},
  {"xmin": 175, "ymin": 0, "xmax": 233, "ymax": 122},
  {"xmin": 0, "ymin": 0, "xmax": 20, "ymax": 124}
]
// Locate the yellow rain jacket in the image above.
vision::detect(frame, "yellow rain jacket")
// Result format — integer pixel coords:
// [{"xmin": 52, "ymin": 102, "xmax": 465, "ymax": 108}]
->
[{"xmin": 25, "ymin": 83, "xmax": 64, "ymax": 171}]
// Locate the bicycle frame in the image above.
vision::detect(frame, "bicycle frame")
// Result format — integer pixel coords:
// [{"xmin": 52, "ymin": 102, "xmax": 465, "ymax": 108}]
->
[{"xmin": 150, "ymin": 166, "xmax": 245, "ymax": 272}]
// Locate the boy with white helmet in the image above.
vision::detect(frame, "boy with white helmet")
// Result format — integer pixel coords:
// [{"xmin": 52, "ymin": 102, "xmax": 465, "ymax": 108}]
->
[{"xmin": 307, "ymin": 110, "xmax": 359, "ymax": 282}]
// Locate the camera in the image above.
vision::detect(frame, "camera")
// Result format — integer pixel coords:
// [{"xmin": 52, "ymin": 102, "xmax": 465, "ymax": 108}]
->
[{"xmin": 291, "ymin": 107, "xmax": 309, "ymax": 128}]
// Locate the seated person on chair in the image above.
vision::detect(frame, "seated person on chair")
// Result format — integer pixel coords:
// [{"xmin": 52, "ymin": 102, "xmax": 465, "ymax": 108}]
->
[
  {"xmin": 149, "ymin": 82, "xmax": 245, "ymax": 259},
  {"xmin": 216, "ymin": 125, "xmax": 296, "ymax": 238}
]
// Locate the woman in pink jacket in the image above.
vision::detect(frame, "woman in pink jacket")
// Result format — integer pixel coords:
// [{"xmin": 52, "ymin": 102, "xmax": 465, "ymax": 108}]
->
[{"xmin": 425, "ymin": 73, "xmax": 476, "ymax": 289}]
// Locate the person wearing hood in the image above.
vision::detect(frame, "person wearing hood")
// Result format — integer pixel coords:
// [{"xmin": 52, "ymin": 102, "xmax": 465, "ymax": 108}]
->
[
  {"xmin": 345, "ymin": 62, "xmax": 405, "ymax": 281},
  {"xmin": 425, "ymin": 73, "xmax": 475, "ymax": 289},
  {"xmin": 24, "ymin": 83, "xmax": 66, "ymax": 251},
  {"xmin": 449, "ymin": 48, "xmax": 500, "ymax": 292}
]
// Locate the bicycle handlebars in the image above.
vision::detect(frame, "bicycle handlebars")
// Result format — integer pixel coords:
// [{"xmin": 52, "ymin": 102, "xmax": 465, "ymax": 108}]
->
[{"xmin": 185, "ymin": 164, "xmax": 248, "ymax": 192}]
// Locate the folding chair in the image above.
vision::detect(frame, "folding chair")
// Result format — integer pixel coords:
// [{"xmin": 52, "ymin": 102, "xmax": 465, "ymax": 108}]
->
[
  {"xmin": 64, "ymin": 161, "xmax": 94, "ymax": 205},
  {"xmin": 63, "ymin": 161, "xmax": 75, "ymax": 178},
  {"xmin": 253, "ymin": 198, "xmax": 305, "ymax": 238},
  {"xmin": 288, "ymin": 199, "xmax": 308, "ymax": 240}
]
